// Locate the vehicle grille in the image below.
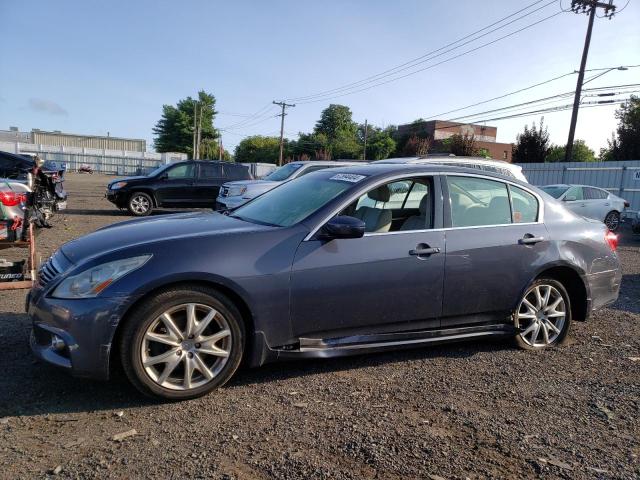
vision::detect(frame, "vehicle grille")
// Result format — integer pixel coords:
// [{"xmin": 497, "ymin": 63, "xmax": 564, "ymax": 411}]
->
[
  {"xmin": 220, "ymin": 186, "xmax": 229, "ymax": 197},
  {"xmin": 38, "ymin": 255, "xmax": 62, "ymax": 287}
]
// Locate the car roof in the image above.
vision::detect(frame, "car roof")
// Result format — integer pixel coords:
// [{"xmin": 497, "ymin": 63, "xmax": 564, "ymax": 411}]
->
[
  {"xmin": 317, "ymin": 163, "xmax": 529, "ymax": 185},
  {"xmin": 375, "ymin": 156, "xmax": 521, "ymax": 169},
  {"xmin": 544, "ymin": 184, "xmax": 606, "ymax": 189},
  {"xmin": 289, "ymin": 160, "xmax": 362, "ymax": 166}
]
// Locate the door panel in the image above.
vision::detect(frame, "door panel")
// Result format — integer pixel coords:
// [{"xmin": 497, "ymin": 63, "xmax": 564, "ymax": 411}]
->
[
  {"xmin": 562, "ymin": 186, "xmax": 586, "ymax": 217},
  {"xmin": 290, "ymin": 231, "xmax": 445, "ymax": 339},
  {"xmin": 155, "ymin": 163, "xmax": 196, "ymax": 206},
  {"xmin": 442, "ymin": 223, "xmax": 549, "ymax": 327},
  {"xmin": 195, "ymin": 163, "xmax": 223, "ymax": 206}
]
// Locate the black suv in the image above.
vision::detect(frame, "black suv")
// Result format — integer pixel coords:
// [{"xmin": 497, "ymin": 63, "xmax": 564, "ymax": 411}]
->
[{"xmin": 106, "ymin": 160, "xmax": 251, "ymax": 216}]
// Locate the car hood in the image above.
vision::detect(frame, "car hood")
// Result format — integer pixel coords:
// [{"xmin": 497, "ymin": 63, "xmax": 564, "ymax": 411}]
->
[
  {"xmin": 107, "ymin": 175, "xmax": 148, "ymax": 186},
  {"xmin": 60, "ymin": 211, "xmax": 273, "ymax": 263}
]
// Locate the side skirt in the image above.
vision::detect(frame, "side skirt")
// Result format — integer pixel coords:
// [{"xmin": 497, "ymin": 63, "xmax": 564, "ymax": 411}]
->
[{"xmin": 271, "ymin": 324, "xmax": 516, "ymax": 360}]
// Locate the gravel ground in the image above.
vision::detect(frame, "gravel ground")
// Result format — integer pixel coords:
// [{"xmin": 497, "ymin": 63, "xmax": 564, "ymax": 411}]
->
[{"xmin": 0, "ymin": 173, "xmax": 638, "ymax": 480}]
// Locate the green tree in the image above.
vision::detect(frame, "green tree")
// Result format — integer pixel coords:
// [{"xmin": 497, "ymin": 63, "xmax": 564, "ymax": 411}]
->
[
  {"xmin": 545, "ymin": 140, "xmax": 596, "ymax": 163},
  {"xmin": 512, "ymin": 119, "xmax": 550, "ymax": 163},
  {"xmin": 314, "ymin": 104, "xmax": 360, "ymax": 159},
  {"xmin": 153, "ymin": 90, "xmax": 218, "ymax": 157},
  {"xmin": 358, "ymin": 125, "xmax": 397, "ymax": 160},
  {"xmin": 442, "ymin": 134, "xmax": 479, "ymax": 156},
  {"xmin": 603, "ymin": 96, "xmax": 640, "ymax": 160},
  {"xmin": 234, "ymin": 136, "xmax": 281, "ymax": 164}
]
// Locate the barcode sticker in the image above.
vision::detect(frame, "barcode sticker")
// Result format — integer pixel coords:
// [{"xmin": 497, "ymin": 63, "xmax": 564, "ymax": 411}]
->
[{"xmin": 329, "ymin": 173, "xmax": 366, "ymax": 183}]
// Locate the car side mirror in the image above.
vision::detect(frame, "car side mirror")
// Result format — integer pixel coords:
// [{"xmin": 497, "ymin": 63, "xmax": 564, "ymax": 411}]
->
[
  {"xmin": 159, "ymin": 173, "xmax": 168, "ymax": 180},
  {"xmin": 319, "ymin": 216, "xmax": 365, "ymax": 240},
  {"xmin": 564, "ymin": 195, "xmax": 576, "ymax": 202}
]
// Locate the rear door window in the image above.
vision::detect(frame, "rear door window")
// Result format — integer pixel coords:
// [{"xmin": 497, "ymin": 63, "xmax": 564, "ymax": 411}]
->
[
  {"xmin": 446, "ymin": 176, "xmax": 511, "ymax": 227},
  {"xmin": 509, "ymin": 185, "xmax": 538, "ymax": 223},
  {"xmin": 199, "ymin": 163, "xmax": 222, "ymax": 179}
]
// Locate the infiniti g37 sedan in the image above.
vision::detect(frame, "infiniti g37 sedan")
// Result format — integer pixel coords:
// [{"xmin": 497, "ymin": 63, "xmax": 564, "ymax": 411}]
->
[{"xmin": 29, "ymin": 164, "xmax": 621, "ymax": 400}]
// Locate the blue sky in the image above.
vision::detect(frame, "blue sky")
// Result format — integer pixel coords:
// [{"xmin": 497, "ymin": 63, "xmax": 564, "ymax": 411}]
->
[{"xmin": 1, "ymin": 0, "xmax": 638, "ymax": 154}]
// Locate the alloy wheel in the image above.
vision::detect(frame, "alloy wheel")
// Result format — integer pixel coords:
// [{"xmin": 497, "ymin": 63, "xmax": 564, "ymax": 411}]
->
[
  {"xmin": 604, "ymin": 211, "xmax": 619, "ymax": 232},
  {"xmin": 515, "ymin": 284, "xmax": 566, "ymax": 348},
  {"xmin": 141, "ymin": 303, "xmax": 232, "ymax": 390},
  {"xmin": 130, "ymin": 195, "xmax": 150, "ymax": 215}
]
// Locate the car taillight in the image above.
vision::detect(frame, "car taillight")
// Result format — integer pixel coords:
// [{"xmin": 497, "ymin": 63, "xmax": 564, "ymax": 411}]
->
[
  {"xmin": 624, "ymin": 200, "xmax": 630, "ymax": 208},
  {"xmin": 0, "ymin": 191, "xmax": 27, "ymax": 207},
  {"xmin": 605, "ymin": 230, "xmax": 618, "ymax": 251}
]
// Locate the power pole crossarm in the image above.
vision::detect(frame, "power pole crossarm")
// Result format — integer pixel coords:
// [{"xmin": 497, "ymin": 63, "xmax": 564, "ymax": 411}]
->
[{"xmin": 273, "ymin": 100, "xmax": 295, "ymax": 166}]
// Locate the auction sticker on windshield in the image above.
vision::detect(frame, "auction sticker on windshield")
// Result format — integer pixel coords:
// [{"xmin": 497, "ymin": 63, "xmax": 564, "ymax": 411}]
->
[{"xmin": 329, "ymin": 173, "xmax": 366, "ymax": 183}]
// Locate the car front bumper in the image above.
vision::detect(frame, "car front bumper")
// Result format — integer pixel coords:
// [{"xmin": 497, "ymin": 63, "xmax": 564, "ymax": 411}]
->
[
  {"xmin": 28, "ymin": 285, "xmax": 138, "ymax": 380},
  {"xmin": 105, "ymin": 189, "xmax": 128, "ymax": 207}
]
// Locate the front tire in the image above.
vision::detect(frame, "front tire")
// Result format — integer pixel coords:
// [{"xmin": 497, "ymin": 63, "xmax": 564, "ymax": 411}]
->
[
  {"xmin": 127, "ymin": 192, "xmax": 153, "ymax": 216},
  {"xmin": 514, "ymin": 278, "xmax": 571, "ymax": 350},
  {"xmin": 604, "ymin": 210, "xmax": 620, "ymax": 232},
  {"xmin": 119, "ymin": 285, "xmax": 245, "ymax": 400}
]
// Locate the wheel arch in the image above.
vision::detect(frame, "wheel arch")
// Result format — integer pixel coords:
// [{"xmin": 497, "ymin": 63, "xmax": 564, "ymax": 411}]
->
[
  {"xmin": 532, "ymin": 264, "xmax": 589, "ymax": 322},
  {"xmin": 128, "ymin": 189, "xmax": 158, "ymax": 207},
  {"xmin": 109, "ymin": 278, "xmax": 256, "ymax": 378}
]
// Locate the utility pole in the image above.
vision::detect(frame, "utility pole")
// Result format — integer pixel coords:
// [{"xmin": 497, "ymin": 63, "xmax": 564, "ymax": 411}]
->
[
  {"xmin": 273, "ymin": 100, "xmax": 295, "ymax": 166},
  {"xmin": 362, "ymin": 119, "xmax": 368, "ymax": 161},
  {"xmin": 565, "ymin": 0, "xmax": 616, "ymax": 161},
  {"xmin": 218, "ymin": 135, "xmax": 223, "ymax": 161},
  {"xmin": 196, "ymin": 103, "xmax": 203, "ymax": 160},
  {"xmin": 192, "ymin": 101, "xmax": 198, "ymax": 160}
]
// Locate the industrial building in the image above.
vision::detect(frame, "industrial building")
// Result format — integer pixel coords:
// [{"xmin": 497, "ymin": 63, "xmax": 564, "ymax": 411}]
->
[
  {"xmin": 0, "ymin": 127, "xmax": 146, "ymax": 152},
  {"xmin": 0, "ymin": 127, "xmax": 186, "ymax": 175}
]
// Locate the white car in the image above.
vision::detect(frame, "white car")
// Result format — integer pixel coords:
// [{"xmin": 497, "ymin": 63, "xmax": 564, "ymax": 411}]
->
[
  {"xmin": 374, "ymin": 156, "xmax": 528, "ymax": 183},
  {"xmin": 216, "ymin": 160, "xmax": 361, "ymax": 211},
  {"xmin": 540, "ymin": 184, "xmax": 628, "ymax": 232}
]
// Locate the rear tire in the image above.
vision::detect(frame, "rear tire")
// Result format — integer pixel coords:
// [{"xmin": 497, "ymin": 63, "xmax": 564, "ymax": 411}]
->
[
  {"xmin": 604, "ymin": 210, "xmax": 620, "ymax": 232},
  {"xmin": 514, "ymin": 278, "xmax": 571, "ymax": 350},
  {"xmin": 127, "ymin": 192, "xmax": 153, "ymax": 216},
  {"xmin": 119, "ymin": 285, "xmax": 245, "ymax": 400}
]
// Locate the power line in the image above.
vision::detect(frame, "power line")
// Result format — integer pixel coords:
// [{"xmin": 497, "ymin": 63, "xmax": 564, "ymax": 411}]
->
[
  {"xmin": 286, "ymin": 0, "xmax": 556, "ymax": 102},
  {"xmin": 294, "ymin": 11, "xmax": 564, "ymax": 105}
]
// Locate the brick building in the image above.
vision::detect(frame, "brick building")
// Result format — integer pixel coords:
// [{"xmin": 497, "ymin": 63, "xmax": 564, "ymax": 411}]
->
[{"xmin": 395, "ymin": 120, "xmax": 513, "ymax": 162}]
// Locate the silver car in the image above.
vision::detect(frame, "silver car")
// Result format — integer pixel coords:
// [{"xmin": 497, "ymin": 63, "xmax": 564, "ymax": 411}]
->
[
  {"xmin": 540, "ymin": 184, "xmax": 628, "ymax": 232},
  {"xmin": 216, "ymin": 160, "xmax": 360, "ymax": 210}
]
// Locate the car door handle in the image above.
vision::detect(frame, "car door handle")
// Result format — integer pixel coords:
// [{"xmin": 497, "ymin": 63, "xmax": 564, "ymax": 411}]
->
[
  {"xmin": 519, "ymin": 236, "xmax": 544, "ymax": 245},
  {"xmin": 604, "ymin": 203, "xmax": 610, "ymax": 206},
  {"xmin": 409, "ymin": 247, "xmax": 441, "ymax": 256}
]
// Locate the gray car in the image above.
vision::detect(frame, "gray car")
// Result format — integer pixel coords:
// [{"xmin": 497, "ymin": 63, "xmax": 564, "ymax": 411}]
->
[
  {"xmin": 29, "ymin": 164, "xmax": 621, "ymax": 400},
  {"xmin": 216, "ymin": 160, "xmax": 360, "ymax": 210}
]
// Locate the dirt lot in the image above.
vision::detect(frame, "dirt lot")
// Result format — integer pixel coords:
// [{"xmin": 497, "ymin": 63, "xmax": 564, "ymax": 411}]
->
[{"xmin": 0, "ymin": 173, "xmax": 639, "ymax": 479}]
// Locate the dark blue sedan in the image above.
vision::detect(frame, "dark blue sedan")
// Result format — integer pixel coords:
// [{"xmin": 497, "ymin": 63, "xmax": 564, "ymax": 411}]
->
[{"xmin": 29, "ymin": 164, "xmax": 622, "ymax": 400}]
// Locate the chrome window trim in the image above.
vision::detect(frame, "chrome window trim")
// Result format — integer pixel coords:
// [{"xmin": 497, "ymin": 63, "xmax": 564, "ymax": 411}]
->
[{"xmin": 303, "ymin": 171, "xmax": 544, "ymax": 241}]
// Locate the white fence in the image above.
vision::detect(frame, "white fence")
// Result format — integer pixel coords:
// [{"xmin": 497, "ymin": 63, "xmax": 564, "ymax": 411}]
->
[{"xmin": 518, "ymin": 160, "xmax": 640, "ymax": 213}]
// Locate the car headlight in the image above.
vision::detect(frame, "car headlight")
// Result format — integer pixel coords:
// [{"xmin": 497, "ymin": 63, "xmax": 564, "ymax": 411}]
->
[
  {"xmin": 52, "ymin": 255, "xmax": 151, "ymax": 299},
  {"xmin": 227, "ymin": 186, "xmax": 247, "ymax": 197},
  {"xmin": 110, "ymin": 181, "xmax": 127, "ymax": 190}
]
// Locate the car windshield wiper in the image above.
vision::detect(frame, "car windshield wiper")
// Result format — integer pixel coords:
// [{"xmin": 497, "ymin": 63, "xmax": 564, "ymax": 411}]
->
[{"xmin": 228, "ymin": 214, "xmax": 280, "ymax": 228}]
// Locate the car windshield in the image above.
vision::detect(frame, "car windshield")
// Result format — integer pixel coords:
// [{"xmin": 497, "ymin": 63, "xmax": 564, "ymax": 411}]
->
[
  {"xmin": 541, "ymin": 186, "xmax": 569, "ymax": 199},
  {"xmin": 264, "ymin": 163, "xmax": 303, "ymax": 181},
  {"xmin": 231, "ymin": 172, "xmax": 364, "ymax": 227}
]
